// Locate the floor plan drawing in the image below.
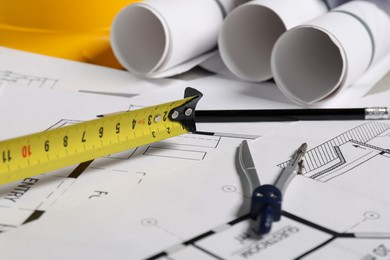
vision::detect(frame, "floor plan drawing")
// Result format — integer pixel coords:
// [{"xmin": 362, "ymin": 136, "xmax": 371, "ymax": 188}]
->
[
  {"xmin": 0, "ymin": 118, "xmax": 92, "ymax": 232},
  {"xmin": 278, "ymin": 122, "xmax": 390, "ymax": 180},
  {"xmin": 278, "ymin": 122, "xmax": 390, "ymax": 208},
  {"xmin": 0, "ymin": 165, "xmax": 83, "ymax": 233},
  {"xmin": 1, "ymin": 86, "xmax": 390, "ymax": 259},
  {"xmin": 140, "ymin": 122, "xmax": 390, "ymax": 260},
  {"xmin": 145, "ymin": 210, "xmax": 390, "ymax": 260},
  {"xmin": 0, "ymin": 70, "xmax": 58, "ymax": 89},
  {"xmin": 0, "ymin": 117, "xmax": 251, "ymax": 236}
]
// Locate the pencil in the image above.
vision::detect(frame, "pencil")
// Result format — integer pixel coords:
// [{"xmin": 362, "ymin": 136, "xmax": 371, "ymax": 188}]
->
[{"xmin": 195, "ymin": 107, "xmax": 390, "ymax": 122}]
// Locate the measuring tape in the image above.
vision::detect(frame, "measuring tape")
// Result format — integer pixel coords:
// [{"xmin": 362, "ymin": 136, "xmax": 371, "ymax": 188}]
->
[{"xmin": 0, "ymin": 87, "xmax": 202, "ymax": 185}]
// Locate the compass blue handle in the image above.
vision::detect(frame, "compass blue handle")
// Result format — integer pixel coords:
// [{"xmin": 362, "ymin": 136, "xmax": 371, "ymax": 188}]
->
[{"xmin": 250, "ymin": 184, "xmax": 282, "ymax": 235}]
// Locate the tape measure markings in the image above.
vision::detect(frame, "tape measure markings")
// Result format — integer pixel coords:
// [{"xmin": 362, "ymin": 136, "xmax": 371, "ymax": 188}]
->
[{"xmin": 0, "ymin": 92, "xmax": 201, "ymax": 185}]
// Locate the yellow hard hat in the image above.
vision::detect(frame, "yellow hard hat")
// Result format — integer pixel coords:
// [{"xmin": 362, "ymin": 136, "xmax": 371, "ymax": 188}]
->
[{"xmin": 0, "ymin": 0, "xmax": 138, "ymax": 68}]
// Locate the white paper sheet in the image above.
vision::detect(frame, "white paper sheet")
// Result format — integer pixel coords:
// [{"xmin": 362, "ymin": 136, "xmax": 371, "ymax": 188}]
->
[
  {"xmin": 218, "ymin": 0, "xmax": 328, "ymax": 82},
  {"xmin": 271, "ymin": 0, "xmax": 390, "ymax": 105},
  {"xmin": 110, "ymin": 0, "xmax": 248, "ymax": 78},
  {"xmin": 0, "ymin": 39, "xmax": 389, "ymax": 258},
  {"xmin": 0, "ymin": 84, "xmax": 262, "ymax": 258},
  {"xmin": 0, "ymin": 85, "xmax": 389, "ymax": 259},
  {"xmin": 0, "ymin": 85, "xmax": 134, "ymax": 139},
  {"xmin": 0, "ymin": 46, "xmax": 181, "ymax": 95}
]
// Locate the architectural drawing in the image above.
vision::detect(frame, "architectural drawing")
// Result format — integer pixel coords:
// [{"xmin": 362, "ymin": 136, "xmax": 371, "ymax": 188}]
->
[
  {"xmin": 141, "ymin": 121, "xmax": 390, "ymax": 259},
  {"xmin": 0, "ymin": 119, "xmax": 88, "ymax": 232},
  {"xmin": 0, "ymin": 70, "xmax": 58, "ymax": 89},
  {"xmin": 143, "ymin": 208, "xmax": 389, "ymax": 259},
  {"xmin": 278, "ymin": 122, "xmax": 390, "ymax": 180},
  {"xmin": 0, "ymin": 117, "xmax": 253, "ymax": 234},
  {"xmin": 0, "ymin": 85, "xmax": 389, "ymax": 259},
  {"xmin": 278, "ymin": 122, "xmax": 390, "ymax": 209},
  {"xmin": 0, "ymin": 165, "xmax": 82, "ymax": 232}
]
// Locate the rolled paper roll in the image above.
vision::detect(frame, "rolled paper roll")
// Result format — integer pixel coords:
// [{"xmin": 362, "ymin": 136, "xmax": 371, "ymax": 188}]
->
[
  {"xmin": 322, "ymin": 0, "xmax": 351, "ymax": 9},
  {"xmin": 271, "ymin": 0, "xmax": 390, "ymax": 105},
  {"xmin": 198, "ymin": 51, "xmax": 239, "ymax": 78},
  {"xmin": 111, "ymin": 0, "xmax": 247, "ymax": 78},
  {"xmin": 218, "ymin": 0, "xmax": 328, "ymax": 82}
]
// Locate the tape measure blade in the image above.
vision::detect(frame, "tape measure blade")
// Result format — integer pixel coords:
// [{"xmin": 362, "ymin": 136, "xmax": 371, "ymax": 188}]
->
[{"xmin": 0, "ymin": 94, "xmax": 200, "ymax": 185}]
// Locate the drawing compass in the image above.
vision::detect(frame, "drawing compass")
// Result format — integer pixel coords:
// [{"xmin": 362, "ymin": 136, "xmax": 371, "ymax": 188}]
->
[{"xmin": 237, "ymin": 140, "xmax": 307, "ymax": 235}]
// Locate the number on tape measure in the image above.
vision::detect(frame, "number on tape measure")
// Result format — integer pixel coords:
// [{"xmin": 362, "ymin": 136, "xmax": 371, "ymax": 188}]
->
[{"xmin": 0, "ymin": 88, "xmax": 202, "ymax": 185}]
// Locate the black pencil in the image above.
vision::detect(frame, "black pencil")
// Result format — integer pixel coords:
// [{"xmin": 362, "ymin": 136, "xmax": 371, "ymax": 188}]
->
[{"xmin": 194, "ymin": 107, "xmax": 390, "ymax": 122}]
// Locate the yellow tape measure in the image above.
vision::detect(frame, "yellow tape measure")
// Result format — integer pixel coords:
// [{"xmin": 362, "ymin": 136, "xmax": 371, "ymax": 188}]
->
[{"xmin": 0, "ymin": 88, "xmax": 202, "ymax": 185}]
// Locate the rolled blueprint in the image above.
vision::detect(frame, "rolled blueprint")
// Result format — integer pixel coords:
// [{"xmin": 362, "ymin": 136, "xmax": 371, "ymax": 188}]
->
[
  {"xmin": 271, "ymin": 0, "xmax": 390, "ymax": 105},
  {"xmin": 218, "ymin": 0, "xmax": 328, "ymax": 82},
  {"xmin": 111, "ymin": 0, "xmax": 247, "ymax": 78},
  {"xmin": 323, "ymin": 0, "xmax": 351, "ymax": 9}
]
